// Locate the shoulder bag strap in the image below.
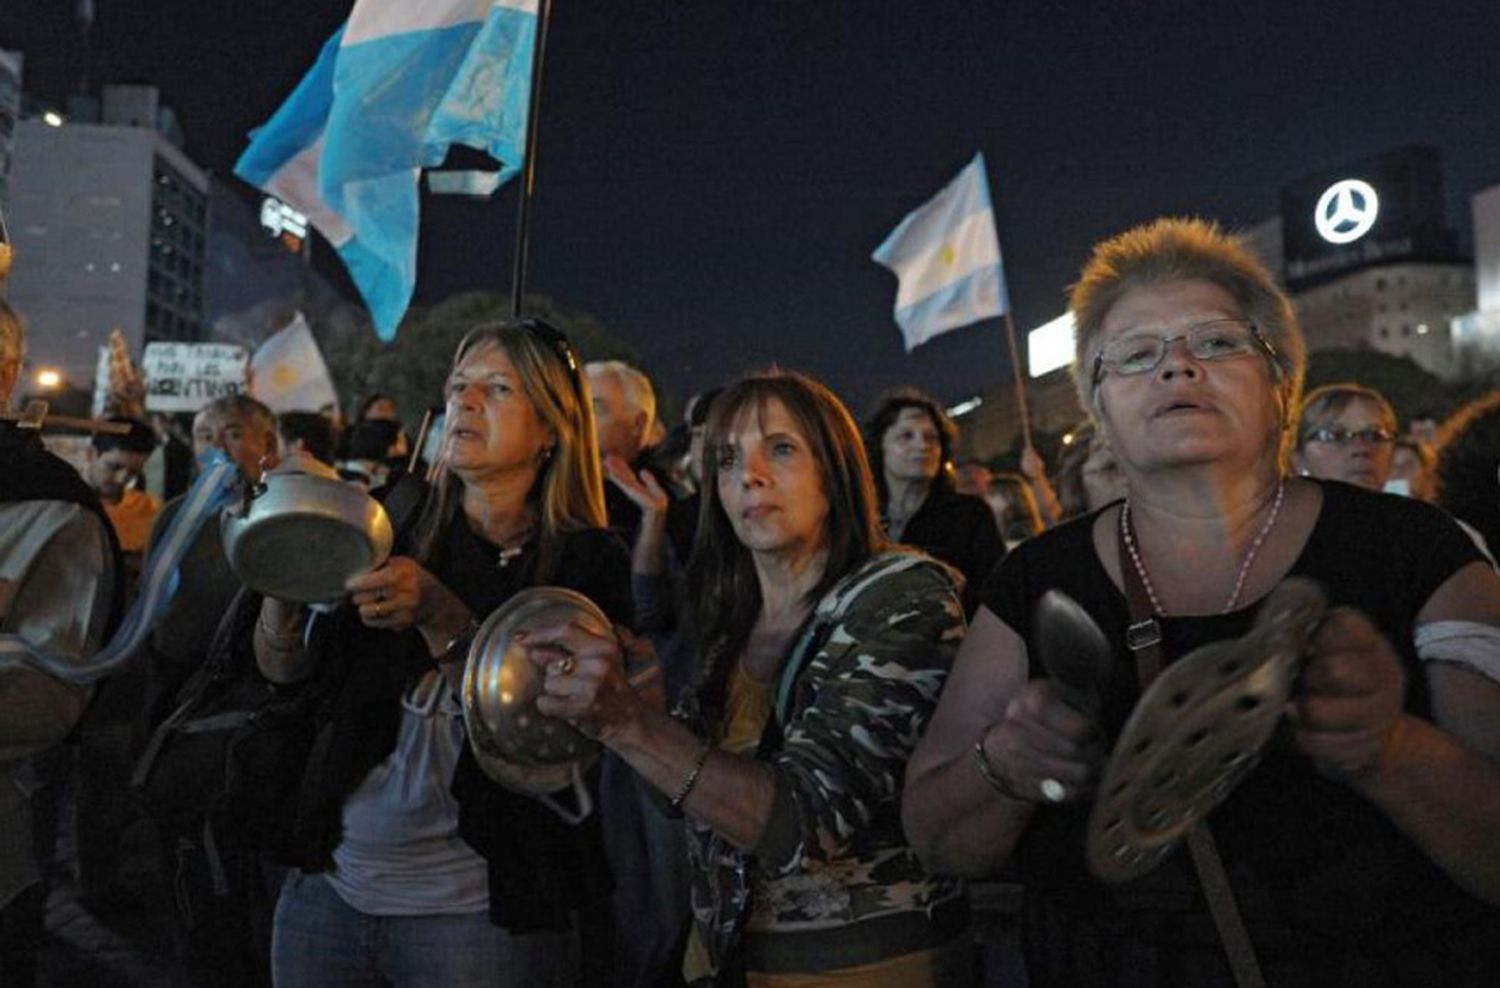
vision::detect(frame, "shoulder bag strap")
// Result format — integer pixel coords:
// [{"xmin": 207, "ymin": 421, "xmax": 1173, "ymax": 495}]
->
[{"xmin": 1115, "ymin": 516, "xmax": 1266, "ymax": 988}]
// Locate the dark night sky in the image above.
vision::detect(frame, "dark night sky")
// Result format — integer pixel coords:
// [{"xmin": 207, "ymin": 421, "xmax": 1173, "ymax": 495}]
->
[{"xmin": 6, "ymin": 1, "xmax": 1500, "ymax": 412}]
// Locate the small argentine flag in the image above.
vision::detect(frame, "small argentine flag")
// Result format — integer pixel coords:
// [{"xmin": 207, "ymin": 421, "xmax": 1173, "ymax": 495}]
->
[{"xmin": 872, "ymin": 152, "xmax": 1009, "ymax": 352}]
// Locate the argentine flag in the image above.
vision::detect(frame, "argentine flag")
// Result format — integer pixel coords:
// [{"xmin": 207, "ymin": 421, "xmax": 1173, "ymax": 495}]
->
[
  {"xmin": 872, "ymin": 152, "xmax": 1009, "ymax": 352},
  {"xmin": 234, "ymin": 1, "xmax": 540, "ymax": 341}
]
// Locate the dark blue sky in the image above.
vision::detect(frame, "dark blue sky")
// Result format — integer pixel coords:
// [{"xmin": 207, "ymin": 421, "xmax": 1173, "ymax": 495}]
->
[{"xmin": 7, "ymin": 1, "xmax": 1500, "ymax": 412}]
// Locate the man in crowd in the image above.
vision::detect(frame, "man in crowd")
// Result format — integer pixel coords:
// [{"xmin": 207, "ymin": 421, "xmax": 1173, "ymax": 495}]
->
[
  {"xmin": 143, "ymin": 393, "xmax": 278, "ymax": 985},
  {"xmin": 0, "ymin": 300, "xmax": 121, "ymax": 985},
  {"xmin": 145, "ymin": 393, "xmax": 278, "ymax": 716},
  {"xmin": 586, "ymin": 360, "xmax": 658, "ymax": 534},
  {"xmin": 86, "ymin": 417, "xmax": 161, "ymax": 561},
  {"xmin": 276, "ymin": 410, "xmax": 336, "ymax": 474},
  {"xmin": 583, "ymin": 360, "xmax": 697, "ymax": 987}
]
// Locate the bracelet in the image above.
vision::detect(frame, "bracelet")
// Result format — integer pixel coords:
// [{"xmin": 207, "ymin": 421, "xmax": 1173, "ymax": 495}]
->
[
  {"xmin": 670, "ymin": 739, "xmax": 714, "ymax": 808},
  {"xmin": 971, "ymin": 727, "xmax": 1013, "ymax": 798},
  {"xmin": 436, "ymin": 620, "xmax": 479, "ymax": 665}
]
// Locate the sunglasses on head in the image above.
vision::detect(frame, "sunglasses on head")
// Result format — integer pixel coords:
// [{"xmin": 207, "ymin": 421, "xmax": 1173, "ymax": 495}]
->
[{"xmin": 517, "ymin": 318, "xmax": 582, "ymax": 393}]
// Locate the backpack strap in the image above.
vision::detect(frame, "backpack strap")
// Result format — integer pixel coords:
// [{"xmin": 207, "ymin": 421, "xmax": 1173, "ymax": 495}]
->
[{"xmin": 130, "ymin": 585, "xmax": 263, "ymax": 789}]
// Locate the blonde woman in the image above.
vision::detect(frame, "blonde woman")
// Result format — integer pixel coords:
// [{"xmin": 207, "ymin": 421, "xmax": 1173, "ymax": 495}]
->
[{"xmin": 255, "ymin": 320, "xmax": 632, "ymax": 987}]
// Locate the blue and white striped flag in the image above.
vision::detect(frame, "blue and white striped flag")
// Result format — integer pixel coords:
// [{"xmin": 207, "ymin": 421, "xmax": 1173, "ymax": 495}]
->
[
  {"xmin": 234, "ymin": 1, "xmax": 540, "ymax": 341},
  {"xmin": 0, "ymin": 457, "xmax": 240, "ymax": 685},
  {"xmin": 871, "ymin": 152, "xmax": 1009, "ymax": 352}
]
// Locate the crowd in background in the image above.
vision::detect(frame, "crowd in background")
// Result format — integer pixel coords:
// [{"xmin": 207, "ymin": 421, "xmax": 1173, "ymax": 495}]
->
[{"xmin": 4, "ymin": 216, "xmax": 1500, "ymax": 987}]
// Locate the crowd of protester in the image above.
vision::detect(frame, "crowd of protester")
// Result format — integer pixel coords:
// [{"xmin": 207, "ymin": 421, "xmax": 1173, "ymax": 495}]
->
[{"xmin": 4, "ymin": 215, "xmax": 1500, "ymax": 987}]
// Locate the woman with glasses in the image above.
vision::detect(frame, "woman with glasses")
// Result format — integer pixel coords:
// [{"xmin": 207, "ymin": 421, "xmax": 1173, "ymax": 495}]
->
[
  {"xmin": 254, "ymin": 320, "xmax": 632, "ymax": 987},
  {"xmin": 518, "ymin": 371, "xmax": 973, "ymax": 986},
  {"xmin": 904, "ymin": 218, "xmax": 1500, "ymax": 986},
  {"xmin": 1293, "ymin": 382, "xmax": 1399, "ymax": 489}
]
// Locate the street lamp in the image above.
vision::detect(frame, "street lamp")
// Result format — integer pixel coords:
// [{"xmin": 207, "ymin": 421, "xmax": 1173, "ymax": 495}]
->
[
  {"xmin": 42, "ymin": 111, "xmax": 64, "ymax": 127},
  {"xmin": 34, "ymin": 368, "xmax": 64, "ymax": 392}
]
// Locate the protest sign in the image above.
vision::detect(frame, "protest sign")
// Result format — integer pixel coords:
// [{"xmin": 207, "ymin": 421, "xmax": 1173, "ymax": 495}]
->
[{"xmin": 143, "ymin": 342, "xmax": 249, "ymax": 413}]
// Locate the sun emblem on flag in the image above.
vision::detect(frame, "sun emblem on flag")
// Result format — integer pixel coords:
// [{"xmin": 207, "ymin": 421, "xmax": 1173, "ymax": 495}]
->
[{"xmin": 271, "ymin": 364, "xmax": 299, "ymax": 389}]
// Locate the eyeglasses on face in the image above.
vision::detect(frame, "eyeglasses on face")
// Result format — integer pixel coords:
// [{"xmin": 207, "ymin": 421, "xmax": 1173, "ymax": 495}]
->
[
  {"xmin": 1090, "ymin": 319, "xmax": 1277, "ymax": 390},
  {"xmin": 1303, "ymin": 426, "xmax": 1397, "ymax": 445}
]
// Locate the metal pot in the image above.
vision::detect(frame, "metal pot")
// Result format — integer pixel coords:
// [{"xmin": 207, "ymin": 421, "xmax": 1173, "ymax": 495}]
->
[
  {"xmin": 220, "ymin": 465, "xmax": 393, "ymax": 603},
  {"xmin": 462, "ymin": 587, "xmax": 606, "ymax": 778}
]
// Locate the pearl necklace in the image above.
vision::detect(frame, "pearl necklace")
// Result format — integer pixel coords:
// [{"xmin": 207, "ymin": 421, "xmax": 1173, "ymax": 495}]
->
[{"xmin": 1120, "ymin": 480, "xmax": 1286, "ymax": 615}]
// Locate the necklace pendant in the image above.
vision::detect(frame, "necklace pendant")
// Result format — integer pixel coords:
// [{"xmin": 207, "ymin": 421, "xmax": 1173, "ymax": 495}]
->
[{"xmin": 497, "ymin": 546, "xmax": 523, "ymax": 569}]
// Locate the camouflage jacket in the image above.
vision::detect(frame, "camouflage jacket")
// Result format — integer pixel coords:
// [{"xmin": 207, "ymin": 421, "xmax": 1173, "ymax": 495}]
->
[{"xmin": 683, "ymin": 551, "xmax": 967, "ymax": 979}]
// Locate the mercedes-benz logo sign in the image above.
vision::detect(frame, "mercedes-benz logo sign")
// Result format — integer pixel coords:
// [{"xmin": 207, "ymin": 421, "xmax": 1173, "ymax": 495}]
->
[{"xmin": 1314, "ymin": 179, "xmax": 1379, "ymax": 245}]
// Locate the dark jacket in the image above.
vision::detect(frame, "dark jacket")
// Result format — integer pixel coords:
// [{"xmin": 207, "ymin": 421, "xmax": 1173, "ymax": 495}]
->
[
  {"xmin": 892, "ymin": 485, "xmax": 1005, "ymax": 614},
  {"xmin": 287, "ymin": 511, "xmax": 633, "ymax": 933}
]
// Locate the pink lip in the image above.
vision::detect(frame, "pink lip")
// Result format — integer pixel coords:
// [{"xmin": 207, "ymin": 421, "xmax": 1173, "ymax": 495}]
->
[{"xmin": 742, "ymin": 504, "xmax": 778, "ymax": 520}]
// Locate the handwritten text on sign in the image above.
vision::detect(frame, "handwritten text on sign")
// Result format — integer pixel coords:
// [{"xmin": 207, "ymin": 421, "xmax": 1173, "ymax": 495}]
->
[{"xmin": 143, "ymin": 343, "xmax": 249, "ymax": 412}]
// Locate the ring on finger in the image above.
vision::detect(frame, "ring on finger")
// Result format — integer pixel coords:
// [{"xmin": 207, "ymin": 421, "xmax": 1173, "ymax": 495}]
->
[
  {"xmin": 1039, "ymin": 778, "xmax": 1067, "ymax": 803},
  {"xmin": 374, "ymin": 602, "xmax": 385, "ymax": 619},
  {"xmin": 555, "ymin": 655, "xmax": 577, "ymax": 676}
]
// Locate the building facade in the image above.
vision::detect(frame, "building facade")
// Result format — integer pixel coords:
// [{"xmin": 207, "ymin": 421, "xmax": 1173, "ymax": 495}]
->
[
  {"xmin": 6, "ymin": 84, "xmax": 209, "ymax": 384},
  {"xmin": 0, "ymin": 48, "xmax": 20, "ymax": 218}
]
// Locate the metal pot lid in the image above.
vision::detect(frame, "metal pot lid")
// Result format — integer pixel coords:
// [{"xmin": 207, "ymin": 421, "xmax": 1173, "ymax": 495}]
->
[
  {"xmin": 1086, "ymin": 578, "xmax": 1326, "ymax": 883},
  {"xmin": 462, "ymin": 586, "xmax": 606, "ymax": 775},
  {"xmin": 221, "ymin": 471, "xmax": 393, "ymax": 604}
]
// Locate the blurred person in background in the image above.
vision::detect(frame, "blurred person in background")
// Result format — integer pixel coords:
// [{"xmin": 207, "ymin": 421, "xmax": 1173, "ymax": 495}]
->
[
  {"xmin": 1389, "ymin": 435, "xmax": 1435, "ymax": 500},
  {"xmin": 0, "ymin": 299, "xmax": 121, "ymax": 985},
  {"xmin": 144, "ymin": 394, "xmax": 279, "ymax": 983},
  {"xmin": 954, "ymin": 460, "xmax": 995, "ymax": 497},
  {"xmin": 1433, "ymin": 391, "xmax": 1500, "ymax": 567},
  {"xmin": 1043, "ymin": 422, "xmax": 1128, "ymax": 523},
  {"xmin": 865, "ymin": 387, "xmax": 1005, "ymax": 613},
  {"xmin": 277, "ymin": 410, "xmax": 337, "ymax": 473},
  {"xmin": 983, "ymin": 472, "xmax": 1045, "ymax": 549},
  {"xmin": 1294, "ymin": 383, "xmax": 1398, "ymax": 490},
  {"xmin": 86, "ymin": 417, "xmax": 161, "ymax": 561},
  {"xmin": 338, "ymin": 418, "xmax": 403, "ymax": 491},
  {"xmin": 353, "ymin": 392, "xmax": 410, "ymax": 463}
]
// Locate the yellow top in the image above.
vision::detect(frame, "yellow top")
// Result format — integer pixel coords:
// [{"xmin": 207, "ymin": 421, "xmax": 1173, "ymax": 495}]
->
[{"xmin": 104, "ymin": 488, "xmax": 161, "ymax": 554}]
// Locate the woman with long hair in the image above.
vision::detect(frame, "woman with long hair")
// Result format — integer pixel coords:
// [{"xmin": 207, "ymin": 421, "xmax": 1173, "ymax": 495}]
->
[
  {"xmin": 520, "ymin": 371, "xmax": 972, "ymax": 986},
  {"xmin": 254, "ymin": 319, "xmax": 632, "ymax": 987}
]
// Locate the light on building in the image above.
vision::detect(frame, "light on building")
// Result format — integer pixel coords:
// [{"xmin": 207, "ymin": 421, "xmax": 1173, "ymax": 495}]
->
[
  {"xmin": 947, "ymin": 396, "xmax": 983, "ymax": 418},
  {"xmin": 41, "ymin": 110, "xmax": 64, "ymax": 127},
  {"xmin": 34, "ymin": 368, "xmax": 64, "ymax": 391},
  {"xmin": 1027, "ymin": 313, "xmax": 1076, "ymax": 378},
  {"xmin": 1416, "ymin": 323, "xmax": 1429, "ymax": 335}
]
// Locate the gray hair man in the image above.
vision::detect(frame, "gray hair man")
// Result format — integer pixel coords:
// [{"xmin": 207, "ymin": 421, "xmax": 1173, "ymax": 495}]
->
[{"xmin": 585, "ymin": 360, "xmax": 656, "ymax": 464}]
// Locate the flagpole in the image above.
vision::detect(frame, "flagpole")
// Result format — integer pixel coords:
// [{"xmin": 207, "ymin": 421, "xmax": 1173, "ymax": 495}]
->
[
  {"xmin": 1001, "ymin": 310, "xmax": 1033, "ymax": 450},
  {"xmin": 509, "ymin": 0, "xmax": 556, "ymax": 318},
  {"xmin": 981, "ymin": 162, "xmax": 1033, "ymax": 451}
]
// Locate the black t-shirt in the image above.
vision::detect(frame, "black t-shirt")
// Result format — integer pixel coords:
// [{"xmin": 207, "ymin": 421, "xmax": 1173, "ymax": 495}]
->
[
  {"xmin": 297, "ymin": 508, "xmax": 632, "ymax": 933},
  {"xmin": 895, "ymin": 485, "xmax": 1006, "ymax": 614},
  {"xmin": 980, "ymin": 480, "xmax": 1497, "ymax": 986},
  {"xmin": 432, "ymin": 511, "xmax": 634, "ymax": 629}
]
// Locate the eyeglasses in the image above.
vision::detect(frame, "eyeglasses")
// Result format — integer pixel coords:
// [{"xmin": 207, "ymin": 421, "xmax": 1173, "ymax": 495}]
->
[
  {"xmin": 1303, "ymin": 426, "xmax": 1397, "ymax": 445},
  {"xmin": 1091, "ymin": 319, "xmax": 1277, "ymax": 390}
]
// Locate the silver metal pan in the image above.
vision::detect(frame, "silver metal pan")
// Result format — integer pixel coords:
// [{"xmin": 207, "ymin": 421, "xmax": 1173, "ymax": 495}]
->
[{"xmin": 220, "ymin": 466, "xmax": 393, "ymax": 603}]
